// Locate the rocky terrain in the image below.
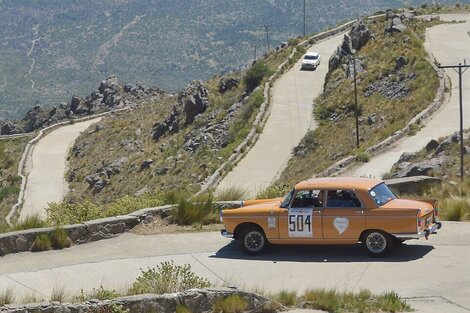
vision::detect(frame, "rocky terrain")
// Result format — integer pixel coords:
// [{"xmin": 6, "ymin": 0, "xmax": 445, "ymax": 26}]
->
[{"xmin": 386, "ymin": 131, "xmax": 470, "ymax": 180}]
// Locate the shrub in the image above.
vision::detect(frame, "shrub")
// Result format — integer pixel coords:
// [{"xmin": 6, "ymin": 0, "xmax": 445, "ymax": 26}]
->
[
  {"xmin": 46, "ymin": 200, "xmax": 103, "ymax": 225},
  {"xmin": 244, "ymin": 61, "xmax": 270, "ymax": 91},
  {"xmin": 356, "ymin": 151, "xmax": 370, "ymax": 163},
  {"xmin": 172, "ymin": 194, "xmax": 216, "ymax": 225},
  {"xmin": 31, "ymin": 234, "xmax": 52, "ymax": 252},
  {"xmin": 11, "ymin": 214, "xmax": 46, "ymax": 231},
  {"xmin": 440, "ymin": 197, "xmax": 470, "ymax": 221},
  {"xmin": 128, "ymin": 261, "xmax": 212, "ymax": 295},
  {"xmin": 216, "ymin": 186, "xmax": 248, "ymax": 201},
  {"xmin": 105, "ymin": 193, "xmax": 164, "ymax": 217},
  {"xmin": 50, "ymin": 227, "xmax": 72, "ymax": 249},
  {"xmin": 50, "ymin": 285, "xmax": 69, "ymax": 303},
  {"xmin": 214, "ymin": 295, "xmax": 248, "ymax": 313},
  {"xmin": 274, "ymin": 290, "xmax": 297, "ymax": 307},
  {"xmin": 256, "ymin": 185, "xmax": 290, "ymax": 199},
  {"xmin": 89, "ymin": 286, "xmax": 120, "ymax": 300}
]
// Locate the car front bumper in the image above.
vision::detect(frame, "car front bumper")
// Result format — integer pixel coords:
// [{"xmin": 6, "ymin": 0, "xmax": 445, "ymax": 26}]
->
[
  {"xmin": 392, "ymin": 222, "xmax": 442, "ymax": 240},
  {"xmin": 221, "ymin": 229, "xmax": 234, "ymax": 238}
]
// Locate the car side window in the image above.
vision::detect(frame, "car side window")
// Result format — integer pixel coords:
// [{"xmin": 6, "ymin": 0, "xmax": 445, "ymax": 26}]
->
[
  {"xmin": 291, "ymin": 190, "xmax": 322, "ymax": 208},
  {"xmin": 326, "ymin": 189, "xmax": 362, "ymax": 208}
]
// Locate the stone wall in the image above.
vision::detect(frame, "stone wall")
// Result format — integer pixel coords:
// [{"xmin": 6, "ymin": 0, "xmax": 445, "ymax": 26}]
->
[
  {"xmin": 0, "ymin": 202, "xmax": 242, "ymax": 256},
  {"xmin": 0, "ymin": 288, "xmax": 270, "ymax": 313}
]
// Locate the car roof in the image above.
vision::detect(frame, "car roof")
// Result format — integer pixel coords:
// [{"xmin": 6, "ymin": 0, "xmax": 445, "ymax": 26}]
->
[
  {"xmin": 295, "ymin": 177, "xmax": 383, "ymax": 191},
  {"xmin": 304, "ymin": 51, "xmax": 319, "ymax": 57}
]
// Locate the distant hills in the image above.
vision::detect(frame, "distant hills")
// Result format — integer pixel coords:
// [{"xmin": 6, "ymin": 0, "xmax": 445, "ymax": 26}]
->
[{"xmin": 0, "ymin": 0, "xmax": 467, "ymax": 119}]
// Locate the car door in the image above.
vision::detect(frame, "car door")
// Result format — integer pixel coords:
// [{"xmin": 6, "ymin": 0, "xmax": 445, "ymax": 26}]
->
[
  {"xmin": 322, "ymin": 189, "xmax": 365, "ymax": 240},
  {"xmin": 279, "ymin": 189, "xmax": 323, "ymax": 240}
]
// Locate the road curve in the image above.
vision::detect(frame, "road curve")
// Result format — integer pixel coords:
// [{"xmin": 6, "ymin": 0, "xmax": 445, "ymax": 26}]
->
[
  {"xmin": 342, "ymin": 14, "xmax": 470, "ymax": 178},
  {"xmin": 216, "ymin": 34, "xmax": 344, "ymax": 197},
  {"xmin": 20, "ymin": 118, "xmax": 101, "ymax": 220},
  {"xmin": 0, "ymin": 222, "xmax": 469, "ymax": 312}
]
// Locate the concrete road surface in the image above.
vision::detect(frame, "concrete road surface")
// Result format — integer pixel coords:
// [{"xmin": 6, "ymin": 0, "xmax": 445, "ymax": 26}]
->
[
  {"xmin": 20, "ymin": 118, "xmax": 101, "ymax": 220},
  {"xmin": 217, "ymin": 34, "xmax": 344, "ymax": 197},
  {"xmin": 1, "ymin": 222, "xmax": 469, "ymax": 312},
  {"xmin": 343, "ymin": 14, "xmax": 470, "ymax": 178}
]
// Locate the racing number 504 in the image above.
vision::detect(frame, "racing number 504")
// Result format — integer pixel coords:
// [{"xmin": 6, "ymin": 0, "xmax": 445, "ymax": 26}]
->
[{"xmin": 289, "ymin": 214, "xmax": 311, "ymax": 232}]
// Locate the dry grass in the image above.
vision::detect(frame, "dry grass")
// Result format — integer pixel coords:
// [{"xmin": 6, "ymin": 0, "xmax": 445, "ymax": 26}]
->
[
  {"xmin": 0, "ymin": 287, "xmax": 15, "ymax": 305},
  {"xmin": 131, "ymin": 216, "xmax": 223, "ymax": 235}
]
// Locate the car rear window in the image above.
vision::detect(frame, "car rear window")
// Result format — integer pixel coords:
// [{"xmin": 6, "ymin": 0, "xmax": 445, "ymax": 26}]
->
[
  {"xmin": 304, "ymin": 55, "xmax": 318, "ymax": 60},
  {"xmin": 369, "ymin": 183, "xmax": 397, "ymax": 206}
]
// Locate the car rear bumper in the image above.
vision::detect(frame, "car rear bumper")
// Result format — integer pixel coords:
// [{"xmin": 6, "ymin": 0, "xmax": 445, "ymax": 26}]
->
[
  {"xmin": 392, "ymin": 222, "xmax": 442, "ymax": 240},
  {"xmin": 221, "ymin": 229, "xmax": 234, "ymax": 238}
]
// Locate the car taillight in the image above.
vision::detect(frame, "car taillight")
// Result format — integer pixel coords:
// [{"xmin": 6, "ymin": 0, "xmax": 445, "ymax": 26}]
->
[
  {"xmin": 418, "ymin": 219, "xmax": 423, "ymax": 227},
  {"xmin": 434, "ymin": 207, "xmax": 439, "ymax": 217}
]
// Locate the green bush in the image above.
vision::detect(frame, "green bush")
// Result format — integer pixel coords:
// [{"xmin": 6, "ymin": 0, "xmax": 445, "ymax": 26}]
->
[
  {"xmin": 275, "ymin": 290, "xmax": 297, "ymax": 307},
  {"xmin": 172, "ymin": 194, "xmax": 216, "ymax": 225},
  {"xmin": 214, "ymin": 295, "xmax": 248, "ymax": 313},
  {"xmin": 46, "ymin": 200, "xmax": 103, "ymax": 225},
  {"xmin": 244, "ymin": 61, "xmax": 270, "ymax": 91},
  {"xmin": 11, "ymin": 214, "xmax": 46, "ymax": 231},
  {"xmin": 89, "ymin": 286, "xmax": 120, "ymax": 300},
  {"xmin": 50, "ymin": 227, "xmax": 72, "ymax": 249},
  {"xmin": 129, "ymin": 261, "xmax": 212, "ymax": 295},
  {"xmin": 0, "ymin": 185, "xmax": 20, "ymax": 202},
  {"xmin": 31, "ymin": 234, "xmax": 52, "ymax": 252},
  {"xmin": 105, "ymin": 193, "xmax": 164, "ymax": 217},
  {"xmin": 440, "ymin": 197, "xmax": 470, "ymax": 221},
  {"xmin": 256, "ymin": 185, "xmax": 290, "ymax": 199}
]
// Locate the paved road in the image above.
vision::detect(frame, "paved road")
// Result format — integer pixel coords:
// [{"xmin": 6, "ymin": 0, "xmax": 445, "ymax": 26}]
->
[
  {"xmin": 20, "ymin": 118, "xmax": 101, "ymax": 220},
  {"xmin": 343, "ymin": 14, "xmax": 470, "ymax": 178},
  {"xmin": 216, "ymin": 34, "xmax": 344, "ymax": 197},
  {"xmin": 0, "ymin": 222, "xmax": 469, "ymax": 312}
]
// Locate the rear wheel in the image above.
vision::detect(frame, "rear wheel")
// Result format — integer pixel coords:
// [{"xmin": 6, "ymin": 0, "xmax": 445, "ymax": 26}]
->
[
  {"xmin": 363, "ymin": 231, "xmax": 393, "ymax": 257},
  {"xmin": 239, "ymin": 225, "xmax": 267, "ymax": 255}
]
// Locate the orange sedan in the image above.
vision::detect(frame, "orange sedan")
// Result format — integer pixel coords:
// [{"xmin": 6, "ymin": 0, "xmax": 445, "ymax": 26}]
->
[{"xmin": 220, "ymin": 177, "xmax": 441, "ymax": 257}]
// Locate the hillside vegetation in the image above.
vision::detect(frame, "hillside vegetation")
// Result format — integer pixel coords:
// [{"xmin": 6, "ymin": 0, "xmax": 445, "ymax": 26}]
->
[
  {"xmin": 0, "ymin": 0, "xmax": 466, "ymax": 119},
  {"xmin": 64, "ymin": 46, "xmax": 303, "ymax": 205},
  {"xmin": 0, "ymin": 138, "xmax": 29, "ymax": 229}
]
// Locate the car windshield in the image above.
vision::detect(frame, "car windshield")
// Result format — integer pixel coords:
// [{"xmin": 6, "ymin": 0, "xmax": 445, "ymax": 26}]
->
[
  {"xmin": 369, "ymin": 183, "xmax": 397, "ymax": 206},
  {"xmin": 304, "ymin": 55, "xmax": 318, "ymax": 60},
  {"xmin": 280, "ymin": 189, "xmax": 294, "ymax": 208}
]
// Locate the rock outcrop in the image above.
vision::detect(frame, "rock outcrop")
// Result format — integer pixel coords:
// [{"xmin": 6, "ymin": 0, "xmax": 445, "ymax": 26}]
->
[{"xmin": 181, "ymin": 81, "xmax": 210, "ymax": 125}]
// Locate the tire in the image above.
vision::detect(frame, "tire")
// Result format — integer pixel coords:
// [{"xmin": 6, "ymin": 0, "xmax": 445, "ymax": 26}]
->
[
  {"xmin": 363, "ymin": 231, "xmax": 393, "ymax": 257},
  {"xmin": 239, "ymin": 225, "xmax": 267, "ymax": 255}
]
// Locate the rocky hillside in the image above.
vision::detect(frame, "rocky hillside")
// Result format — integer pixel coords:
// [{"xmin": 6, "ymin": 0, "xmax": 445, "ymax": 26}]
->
[
  {"xmin": 386, "ymin": 131, "xmax": 470, "ymax": 181},
  {"xmin": 62, "ymin": 46, "xmax": 299, "ymax": 204},
  {"xmin": 0, "ymin": 0, "xmax": 466, "ymax": 120},
  {"xmin": 275, "ymin": 11, "xmax": 441, "ymax": 188}
]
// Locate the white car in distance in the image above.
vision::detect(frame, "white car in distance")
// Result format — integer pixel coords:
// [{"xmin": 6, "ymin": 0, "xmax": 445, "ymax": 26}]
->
[{"xmin": 301, "ymin": 51, "xmax": 321, "ymax": 70}]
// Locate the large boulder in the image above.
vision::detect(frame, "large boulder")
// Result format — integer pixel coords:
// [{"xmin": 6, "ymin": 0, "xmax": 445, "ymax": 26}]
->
[
  {"xmin": 181, "ymin": 81, "xmax": 209, "ymax": 125},
  {"xmin": 152, "ymin": 106, "xmax": 181, "ymax": 141},
  {"xmin": 0, "ymin": 121, "xmax": 21, "ymax": 135}
]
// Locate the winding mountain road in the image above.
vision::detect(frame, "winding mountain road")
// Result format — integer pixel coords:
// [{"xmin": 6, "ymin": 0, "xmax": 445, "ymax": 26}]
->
[
  {"xmin": 342, "ymin": 14, "xmax": 470, "ymax": 178},
  {"xmin": 216, "ymin": 33, "xmax": 344, "ymax": 197},
  {"xmin": 20, "ymin": 118, "xmax": 101, "ymax": 220},
  {"xmin": 2, "ymin": 14, "xmax": 470, "ymax": 313}
]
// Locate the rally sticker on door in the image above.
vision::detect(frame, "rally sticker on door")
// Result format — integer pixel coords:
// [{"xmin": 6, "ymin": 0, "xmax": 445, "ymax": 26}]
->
[
  {"xmin": 333, "ymin": 217, "xmax": 349, "ymax": 235},
  {"xmin": 288, "ymin": 208, "xmax": 313, "ymax": 237}
]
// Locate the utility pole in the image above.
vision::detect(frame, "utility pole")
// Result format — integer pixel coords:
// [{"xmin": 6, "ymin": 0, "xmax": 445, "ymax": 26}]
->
[
  {"xmin": 262, "ymin": 25, "xmax": 270, "ymax": 53},
  {"xmin": 303, "ymin": 0, "xmax": 306, "ymax": 37},
  {"xmin": 353, "ymin": 58, "xmax": 359, "ymax": 148},
  {"xmin": 438, "ymin": 61, "xmax": 470, "ymax": 181}
]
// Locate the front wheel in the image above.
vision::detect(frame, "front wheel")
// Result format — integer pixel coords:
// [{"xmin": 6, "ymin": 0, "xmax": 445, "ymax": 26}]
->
[
  {"xmin": 239, "ymin": 226, "xmax": 267, "ymax": 255},
  {"xmin": 363, "ymin": 230, "xmax": 393, "ymax": 257}
]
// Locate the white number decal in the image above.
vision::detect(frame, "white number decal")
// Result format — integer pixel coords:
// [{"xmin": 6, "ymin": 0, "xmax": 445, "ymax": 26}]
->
[{"xmin": 288, "ymin": 208, "xmax": 313, "ymax": 237}]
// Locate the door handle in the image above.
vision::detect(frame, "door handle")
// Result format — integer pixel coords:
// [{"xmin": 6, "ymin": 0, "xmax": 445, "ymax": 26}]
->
[
  {"xmin": 355, "ymin": 210, "xmax": 364, "ymax": 214},
  {"xmin": 313, "ymin": 210, "xmax": 322, "ymax": 214}
]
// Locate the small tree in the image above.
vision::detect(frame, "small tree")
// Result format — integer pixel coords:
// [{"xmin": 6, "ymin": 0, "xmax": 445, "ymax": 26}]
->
[{"xmin": 243, "ymin": 61, "xmax": 269, "ymax": 92}]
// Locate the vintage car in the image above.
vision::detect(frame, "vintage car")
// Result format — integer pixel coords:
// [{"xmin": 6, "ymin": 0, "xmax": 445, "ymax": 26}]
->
[{"xmin": 220, "ymin": 177, "xmax": 441, "ymax": 256}]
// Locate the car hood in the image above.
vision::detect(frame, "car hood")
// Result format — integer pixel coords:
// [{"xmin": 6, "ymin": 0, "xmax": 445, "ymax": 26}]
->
[{"xmin": 223, "ymin": 200, "xmax": 281, "ymax": 216}]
